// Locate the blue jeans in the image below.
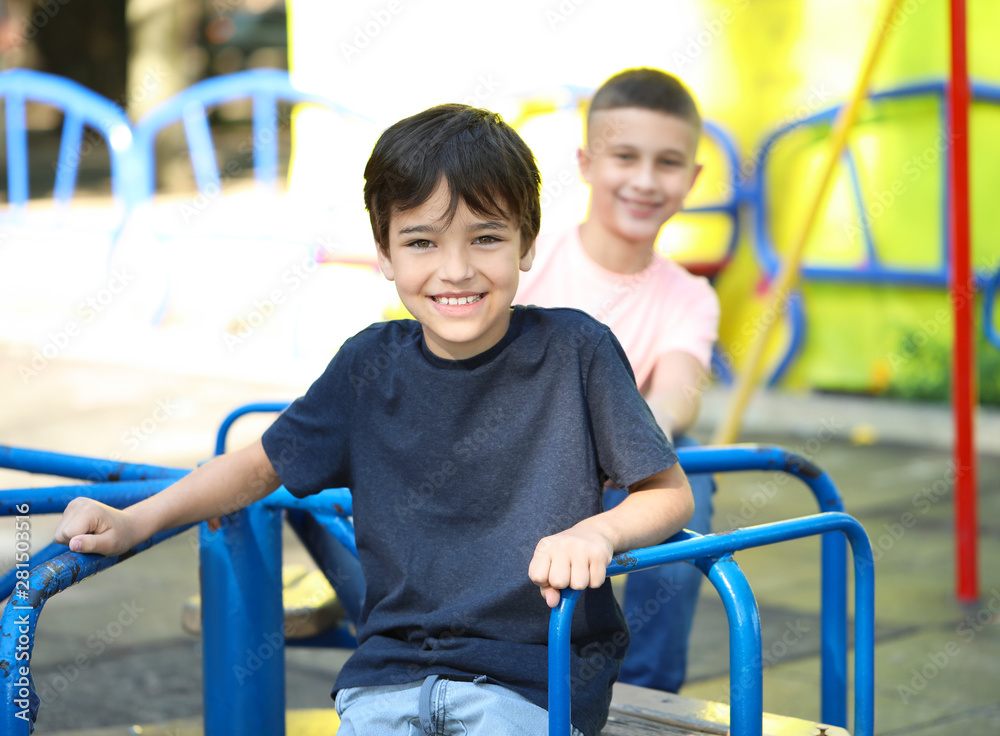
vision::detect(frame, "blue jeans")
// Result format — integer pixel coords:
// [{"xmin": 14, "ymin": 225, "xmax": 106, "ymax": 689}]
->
[
  {"xmin": 604, "ymin": 434, "xmax": 716, "ymax": 693},
  {"xmin": 334, "ymin": 676, "xmax": 584, "ymax": 736}
]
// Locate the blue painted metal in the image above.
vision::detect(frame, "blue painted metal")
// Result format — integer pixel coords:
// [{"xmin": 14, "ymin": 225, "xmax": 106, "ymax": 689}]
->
[
  {"xmin": 0, "ymin": 480, "xmax": 174, "ymax": 515},
  {"xmin": 214, "ymin": 402, "xmax": 291, "ymax": 456},
  {"xmin": 131, "ymin": 69, "xmax": 366, "ymax": 202},
  {"xmin": 0, "ymin": 69, "xmax": 139, "ymax": 209},
  {"xmin": 677, "ymin": 445, "xmax": 848, "ymax": 726},
  {"xmin": 200, "ymin": 502, "xmax": 286, "ymax": 735},
  {"xmin": 0, "ymin": 526, "xmax": 193, "ymax": 734},
  {"xmin": 693, "ymin": 554, "xmax": 763, "ymax": 736},
  {"xmin": 749, "ymin": 80, "xmax": 1000, "ymax": 385},
  {"xmin": 0, "ymin": 445, "xmax": 186, "ymax": 483},
  {"xmin": 984, "ymin": 266, "xmax": 1000, "ymax": 351},
  {"xmin": 0, "ymin": 543, "xmax": 65, "ymax": 601},
  {"xmin": 548, "ymin": 512, "xmax": 875, "ymax": 736}
]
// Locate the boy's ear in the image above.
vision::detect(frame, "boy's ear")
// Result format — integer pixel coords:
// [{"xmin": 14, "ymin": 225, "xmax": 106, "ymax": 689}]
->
[
  {"xmin": 685, "ymin": 163, "xmax": 704, "ymax": 197},
  {"xmin": 577, "ymin": 147, "xmax": 593, "ymax": 183},
  {"xmin": 376, "ymin": 246, "xmax": 395, "ymax": 281},
  {"xmin": 519, "ymin": 240, "xmax": 536, "ymax": 272}
]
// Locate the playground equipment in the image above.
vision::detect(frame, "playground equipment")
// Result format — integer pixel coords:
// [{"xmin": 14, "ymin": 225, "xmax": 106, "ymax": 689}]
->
[{"xmin": 1, "ymin": 416, "xmax": 873, "ymax": 735}]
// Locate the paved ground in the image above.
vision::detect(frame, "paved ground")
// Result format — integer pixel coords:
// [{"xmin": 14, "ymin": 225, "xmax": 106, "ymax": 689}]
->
[{"xmin": 2, "ymin": 354, "xmax": 998, "ymax": 735}]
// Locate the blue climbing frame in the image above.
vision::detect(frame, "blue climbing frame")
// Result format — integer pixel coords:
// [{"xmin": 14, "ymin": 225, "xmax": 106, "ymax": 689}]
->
[{"xmin": 0, "ymin": 440, "xmax": 873, "ymax": 735}]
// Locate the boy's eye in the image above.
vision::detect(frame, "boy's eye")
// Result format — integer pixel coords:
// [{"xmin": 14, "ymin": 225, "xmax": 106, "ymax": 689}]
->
[
  {"xmin": 659, "ymin": 158, "xmax": 684, "ymax": 167},
  {"xmin": 406, "ymin": 239, "xmax": 434, "ymax": 249},
  {"xmin": 472, "ymin": 235, "xmax": 501, "ymax": 245},
  {"xmin": 615, "ymin": 152, "xmax": 636, "ymax": 161}
]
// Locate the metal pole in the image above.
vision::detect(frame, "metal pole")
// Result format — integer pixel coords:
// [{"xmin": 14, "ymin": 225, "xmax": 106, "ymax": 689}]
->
[{"xmin": 948, "ymin": 0, "xmax": 979, "ymax": 604}]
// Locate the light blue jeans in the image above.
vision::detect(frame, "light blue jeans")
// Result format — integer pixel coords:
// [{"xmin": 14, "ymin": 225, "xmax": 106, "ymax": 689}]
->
[{"xmin": 334, "ymin": 676, "xmax": 585, "ymax": 736}]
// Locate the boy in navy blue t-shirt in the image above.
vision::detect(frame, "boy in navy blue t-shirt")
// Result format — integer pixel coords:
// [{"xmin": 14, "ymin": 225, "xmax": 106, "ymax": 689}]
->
[{"xmin": 54, "ymin": 104, "xmax": 694, "ymax": 736}]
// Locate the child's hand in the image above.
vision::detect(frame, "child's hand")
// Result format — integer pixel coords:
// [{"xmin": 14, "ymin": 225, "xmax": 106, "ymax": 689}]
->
[
  {"xmin": 528, "ymin": 524, "xmax": 614, "ymax": 608},
  {"xmin": 53, "ymin": 498, "xmax": 144, "ymax": 557}
]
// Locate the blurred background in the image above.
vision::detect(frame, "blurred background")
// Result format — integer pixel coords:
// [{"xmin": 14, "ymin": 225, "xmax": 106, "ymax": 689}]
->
[
  {"xmin": 2, "ymin": 3, "xmax": 1000, "ymax": 734},
  {"xmin": 2, "ymin": 0, "xmax": 999, "ymax": 404}
]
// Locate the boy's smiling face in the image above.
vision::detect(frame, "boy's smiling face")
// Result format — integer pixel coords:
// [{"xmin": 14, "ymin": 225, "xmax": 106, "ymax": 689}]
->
[
  {"xmin": 378, "ymin": 180, "xmax": 534, "ymax": 360},
  {"xmin": 579, "ymin": 107, "xmax": 701, "ymax": 248}
]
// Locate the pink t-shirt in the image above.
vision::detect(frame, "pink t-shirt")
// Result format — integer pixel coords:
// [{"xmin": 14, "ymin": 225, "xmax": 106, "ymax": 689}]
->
[{"xmin": 516, "ymin": 226, "xmax": 720, "ymax": 391}]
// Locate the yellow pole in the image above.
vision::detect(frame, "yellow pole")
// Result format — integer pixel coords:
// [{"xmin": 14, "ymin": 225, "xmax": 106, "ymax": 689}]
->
[{"xmin": 712, "ymin": 0, "xmax": 904, "ymax": 445}]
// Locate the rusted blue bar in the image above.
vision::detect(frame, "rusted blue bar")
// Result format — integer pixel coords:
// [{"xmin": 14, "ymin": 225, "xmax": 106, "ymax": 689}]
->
[
  {"xmin": 0, "ymin": 445, "xmax": 186, "ymax": 483},
  {"xmin": 0, "ymin": 525, "xmax": 194, "ymax": 734},
  {"xmin": 0, "ymin": 480, "xmax": 174, "ymax": 515}
]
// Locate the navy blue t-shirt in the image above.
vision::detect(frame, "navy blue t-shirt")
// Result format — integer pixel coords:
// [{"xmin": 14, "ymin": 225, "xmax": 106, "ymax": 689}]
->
[{"xmin": 261, "ymin": 305, "xmax": 677, "ymax": 736}]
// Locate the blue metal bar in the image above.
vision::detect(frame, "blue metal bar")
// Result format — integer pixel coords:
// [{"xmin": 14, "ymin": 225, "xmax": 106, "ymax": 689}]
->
[
  {"xmin": 984, "ymin": 267, "xmax": 1000, "ymax": 351},
  {"xmin": 694, "ymin": 554, "xmax": 763, "ymax": 736},
  {"xmin": 182, "ymin": 100, "xmax": 221, "ymax": 194},
  {"xmin": 0, "ymin": 525, "xmax": 194, "ymax": 734},
  {"xmin": 0, "ymin": 69, "xmax": 137, "ymax": 209},
  {"xmin": 608, "ymin": 512, "xmax": 873, "ymax": 736},
  {"xmin": 54, "ymin": 110, "xmax": 85, "ymax": 205},
  {"xmin": 765, "ymin": 288, "xmax": 807, "ymax": 387},
  {"xmin": 0, "ymin": 479, "xmax": 174, "ymax": 515},
  {"xmin": 200, "ymin": 503, "xmax": 285, "ymax": 735},
  {"xmin": 5, "ymin": 90, "xmax": 28, "ymax": 207},
  {"xmin": 550, "ymin": 528, "xmax": 765, "ymax": 736},
  {"xmin": 0, "ymin": 445, "xmax": 187, "ymax": 483},
  {"xmin": 214, "ymin": 402, "xmax": 290, "ymax": 455},
  {"xmin": 131, "ymin": 69, "xmax": 368, "ymax": 202},
  {"xmin": 842, "ymin": 147, "xmax": 881, "ymax": 269},
  {"xmin": 550, "ymin": 511, "xmax": 876, "ymax": 736},
  {"xmin": 677, "ymin": 444, "xmax": 848, "ymax": 725},
  {"xmin": 253, "ymin": 92, "xmax": 279, "ymax": 190},
  {"xmin": 0, "ymin": 543, "xmax": 65, "ymax": 600},
  {"xmin": 261, "ymin": 487, "xmax": 353, "ymax": 517}
]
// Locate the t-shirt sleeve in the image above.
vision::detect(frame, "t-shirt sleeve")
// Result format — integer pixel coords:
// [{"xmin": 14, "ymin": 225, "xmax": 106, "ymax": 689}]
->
[
  {"xmin": 260, "ymin": 347, "xmax": 356, "ymax": 497},
  {"xmin": 585, "ymin": 328, "xmax": 678, "ymax": 490}
]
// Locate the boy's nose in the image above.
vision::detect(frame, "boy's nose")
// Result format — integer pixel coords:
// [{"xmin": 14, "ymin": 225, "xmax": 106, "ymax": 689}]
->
[
  {"xmin": 438, "ymin": 247, "xmax": 475, "ymax": 283},
  {"xmin": 631, "ymin": 161, "xmax": 657, "ymax": 191}
]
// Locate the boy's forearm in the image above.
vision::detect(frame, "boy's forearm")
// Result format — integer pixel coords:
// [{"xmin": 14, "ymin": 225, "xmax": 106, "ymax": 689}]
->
[
  {"xmin": 582, "ymin": 463, "xmax": 694, "ymax": 553},
  {"xmin": 128, "ymin": 439, "xmax": 281, "ymax": 540}
]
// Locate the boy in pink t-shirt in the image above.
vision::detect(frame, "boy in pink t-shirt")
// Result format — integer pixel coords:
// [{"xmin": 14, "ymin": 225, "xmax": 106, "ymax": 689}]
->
[{"xmin": 516, "ymin": 68, "xmax": 719, "ymax": 693}]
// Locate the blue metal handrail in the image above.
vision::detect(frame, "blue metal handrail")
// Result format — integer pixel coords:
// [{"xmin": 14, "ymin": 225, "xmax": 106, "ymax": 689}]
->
[
  {"xmin": 131, "ymin": 69, "xmax": 367, "ymax": 202},
  {"xmin": 548, "ymin": 512, "xmax": 874, "ymax": 736},
  {"xmin": 984, "ymin": 266, "xmax": 1000, "ymax": 351},
  {"xmin": 212, "ymin": 403, "xmax": 854, "ymax": 727},
  {"xmin": 0, "ymin": 69, "xmax": 139, "ymax": 209},
  {"xmin": 0, "ymin": 525, "xmax": 195, "ymax": 735}
]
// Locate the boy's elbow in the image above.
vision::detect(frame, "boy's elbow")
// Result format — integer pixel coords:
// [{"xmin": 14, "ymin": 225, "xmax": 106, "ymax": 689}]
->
[{"xmin": 679, "ymin": 478, "xmax": 695, "ymax": 527}]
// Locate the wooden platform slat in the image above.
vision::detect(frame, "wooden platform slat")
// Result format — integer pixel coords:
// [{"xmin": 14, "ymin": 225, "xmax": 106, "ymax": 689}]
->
[{"xmin": 604, "ymin": 684, "xmax": 851, "ymax": 736}]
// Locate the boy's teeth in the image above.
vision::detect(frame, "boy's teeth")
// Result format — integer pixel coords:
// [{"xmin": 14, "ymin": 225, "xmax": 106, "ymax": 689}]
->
[{"xmin": 436, "ymin": 294, "xmax": 481, "ymax": 305}]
